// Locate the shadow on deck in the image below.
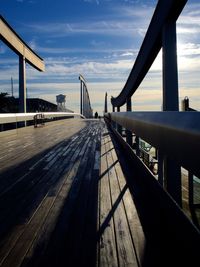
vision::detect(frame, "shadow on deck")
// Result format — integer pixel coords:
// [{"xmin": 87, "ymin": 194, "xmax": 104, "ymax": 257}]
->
[{"xmin": 0, "ymin": 120, "xmax": 199, "ymax": 267}]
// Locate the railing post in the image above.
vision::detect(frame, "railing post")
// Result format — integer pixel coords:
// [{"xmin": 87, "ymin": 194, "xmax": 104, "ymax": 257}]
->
[
  {"xmin": 117, "ymin": 106, "xmax": 122, "ymax": 135},
  {"xmin": 188, "ymin": 171, "xmax": 194, "ymax": 209},
  {"xmin": 112, "ymin": 105, "xmax": 116, "ymax": 129},
  {"xmin": 157, "ymin": 151, "xmax": 164, "ymax": 185},
  {"xmin": 162, "ymin": 19, "xmax": 182, "ymax": 206},
  {"xmin": 126, "ymin": 97, "xmax": 132, "ymax": 146},
  {"xmin": 19, "ymin": 55, "xmax": 26, "ymax": 114},
  {"xmin": 19, "ymin": 55, "xmax": 26, "ymax": 127},
  {"xmin": 104, "ymin": 92, "xmax": 108, "ymax": 114},
  {"xmin": 83, "ymin": 84, "xmax": 85, "ymax": 117},
  {"xmin": 80, "ymin": 80, "xmax": 83, "ymax": 115},
  {"xmin": 182, "ymin": 96, "xmax": 189, "ymax": 111}
]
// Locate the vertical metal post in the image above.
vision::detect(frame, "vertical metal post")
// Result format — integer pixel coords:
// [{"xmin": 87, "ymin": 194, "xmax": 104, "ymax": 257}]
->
[
  {"xmin": 188, "ymin": 171, "xmax": 194, "ymax": 209},
  {"xmin": 80, "ymin": 80, "xmax": 83, "ymax": 115},
  {"xmin": 181, "ymin": 96, "xmax": 189, "ymax": 111},
  {"xmin": 85, "ymin": 87, "xmax": 87, "ymax": 118},
  {"xmin": 104, "ymin": 92, "xmax": 108, "ymax": 114},
  {"xmin": 162, "ymin": 19, "xmax": 182, "ymax": 206},
  {"xmin": 162, "ymin": 20, "xmax": 179, "ymax": 111},
  {"xmin": 11, "ymin": 77, "xmax": 14, "ymax": 97},
  {"xmin": 126, "ymin": 97, "xmax": 132, "ymax": 146},
  {"xmin": 19, "ymin": 55, "xmax": 26, "ymax": 113},
  {"xmin": 83, "ymin": 84, "xmax": 85, "ymax": 117},
  {"xmin": 157, "ymin": 151, "xmax": 164, "ymax": 185},
  {"xmin": 112, "ymin": 105, "xmax": 116, "ymax": 128},
  {"xmin": 135, "ymin": 136, "xmax": 140, "ymax": 156},
  {"xmin": 117, "ymin": 106, "xmax": 122, "ymax": 135}
]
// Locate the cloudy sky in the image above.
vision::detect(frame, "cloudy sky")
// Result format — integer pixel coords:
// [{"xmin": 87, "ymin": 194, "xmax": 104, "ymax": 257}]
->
[{"xmin": 0, "ymin": 0, "xmax": 200, "ymax": 114}]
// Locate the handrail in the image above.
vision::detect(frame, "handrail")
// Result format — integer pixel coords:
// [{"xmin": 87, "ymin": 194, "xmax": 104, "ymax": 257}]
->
[
  {"xmin": 79, "ymin": 74, "xmax": 93, "ymax": 118},
  {"xmin": 105, "ymin": 111, "xmax": 200, "ymax": 178},
  {"xmin": 111, "ymin": 0, "xmax": 187, "ymax": 107},
  {"xmin": 0, "ymin": 112, "xmax": 85, "ymax": 124}
]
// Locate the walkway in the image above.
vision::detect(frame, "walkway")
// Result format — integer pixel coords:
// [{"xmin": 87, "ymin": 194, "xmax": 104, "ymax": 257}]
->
[{"xmin": 0, "ymin": 119, "xmax": 199, "ymax": 267}]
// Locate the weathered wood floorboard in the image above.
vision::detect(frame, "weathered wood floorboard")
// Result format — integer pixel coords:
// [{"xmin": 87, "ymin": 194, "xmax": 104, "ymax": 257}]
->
[
  {"xmin": 1, "ymin": 120, "xmax": 188, "ymax": 267},
  {"xmin": 102, "ymin": 129, "xmax": 139, "ymax": 267},
  {"xmin": 98, "ymin": 128, "xmax": 118, "ymax": 267}
]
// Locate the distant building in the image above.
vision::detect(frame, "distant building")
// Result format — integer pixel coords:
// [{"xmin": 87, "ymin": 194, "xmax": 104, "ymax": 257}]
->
[
  {"xmin": 27, "ymin": 98, "xmax": 57, "ymax": 112},
  {"xmin": 0, "ymin": 96, "xmax": 57, "ymax": 113},
  {"xmin": 56, "ymin": 94, "xmax": 73, "ymax": 112},
  {"xmin": 56, "ymin": 94, "xmax": 66, "ymax": 111}
]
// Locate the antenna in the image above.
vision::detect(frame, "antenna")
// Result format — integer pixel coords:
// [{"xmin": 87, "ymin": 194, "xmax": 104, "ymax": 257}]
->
[{"xmin": 11, "ymin": 77, "xmax": 14, "ymax": 97}]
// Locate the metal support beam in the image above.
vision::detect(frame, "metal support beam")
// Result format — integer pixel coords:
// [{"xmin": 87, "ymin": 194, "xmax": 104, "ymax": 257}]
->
[
  {"xmin": 79, "ymin": 74, "xmax": 92, "ymax": 118},
  {"xmin": 126, "ymin": 98, "xmax": 133, "ymax": 147},
  {"xmin": 19, "ymin": 55, "xmax": 26, "ymax": 113},
  {"xmin": 111, "ymin": 0, "xmax": 187, "ymax": 107},
  {"xmin": 162, "ymin": 19, "xmax": 182, "ymax": 206},
  {"xmin": 117, "ymin": 106, "xmax": 122, "ymax": 135},
  {"xmin": 157, "ymin": 151, "xmax": 164, "ymax": 185},
  {"xmin": 0, "ymin": 16, "xmax": 45, "ymax": 118},
  {"xmin": 0, "ymin": 16, "xmax": 45, "ymax": 72},
  {"xmin": 80, "ymin": 81, "xmax": 83, "ymax": 115},
  {"xmin": 162, "ymin": 20, "xmax": 179, "ymax": 111},
  {"xmin": 188, "ymin": 172, "xmax": 194, "ymax": 209},
  {"xmin": 104, "ymin": 92, "xmax": 108, "ymax": 113},
  {"xmin": 83, "ymin": 84, "xmax": 85, "ymax": 116}
]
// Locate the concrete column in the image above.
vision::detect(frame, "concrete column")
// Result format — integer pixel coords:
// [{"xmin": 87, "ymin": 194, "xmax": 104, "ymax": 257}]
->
[
  {"xmin": 19, "ymin": 55, "xmax": 26, "ymax": 113},
  {"xmin": 126, "ymin": 97, "xmax": 132, "ymax": 146},
  {"xmin": 162, "ymin": 20, "xmax": 182, "ymax": 206}
]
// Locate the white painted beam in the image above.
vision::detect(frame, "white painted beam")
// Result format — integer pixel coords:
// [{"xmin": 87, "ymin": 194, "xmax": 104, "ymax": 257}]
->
[{"xmin": 0, "ymin": 16, "xmax": 45, "ymax": 72}]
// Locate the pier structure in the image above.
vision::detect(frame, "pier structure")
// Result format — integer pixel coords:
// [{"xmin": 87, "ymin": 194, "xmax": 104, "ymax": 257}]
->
[
  {"xmin": 0, "ymin": 15, "xmax": 45, "ymax": 113},
  {"xmin": 0, "ymin": 1, "xmax": 200, "ymax": 266},
  {"xmin": 79, "ymin": 74, "xmax": 93, "ymax": 118}
]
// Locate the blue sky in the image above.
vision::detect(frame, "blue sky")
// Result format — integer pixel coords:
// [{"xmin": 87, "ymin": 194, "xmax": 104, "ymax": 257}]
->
[{"xmin": 0, "ymin": 0, "xmax": 200, "ymax": 114}]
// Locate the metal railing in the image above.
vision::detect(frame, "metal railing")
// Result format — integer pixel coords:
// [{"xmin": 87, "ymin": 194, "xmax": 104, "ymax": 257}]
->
[
  {"xmin": 105, "ymin": 111, "xmax": 200, "ymax": 178},
  {"xmin": 111, "ymin": 0, "xmax": 187, "ymax": 108},
  {"xmin": 105, "ymin": 0, "xmax": 200, "ymax": 216},
  {"xmin": 79, "ymin": 74, "xmax": 93, "ymax": 118},
  {"xmin": 0, "ymin": 112, "xmax": 85, "ymax": 131}
]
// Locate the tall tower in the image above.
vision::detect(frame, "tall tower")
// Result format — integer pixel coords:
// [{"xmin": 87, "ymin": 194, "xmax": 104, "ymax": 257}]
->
[{"xmin": 56, "ymin": 94, "xmax": 66, "ymax": 111}]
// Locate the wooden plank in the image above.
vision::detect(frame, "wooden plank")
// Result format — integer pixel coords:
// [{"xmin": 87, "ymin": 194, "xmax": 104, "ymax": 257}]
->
[
  {"xmin": 1, "ymin": 197, "xmax": 55, "ymax": 267},
  {"xmin": 20, "ymin": 123, "xmax": 98, "ymax": 267},
  {"xmin": 79, "ymin": 124, "xmax": 101, "ymax": 267},
  {"xmin": 61, "ymin": 124, "xmax": 99, "ymax": 266},
  {"xmin": 109, "ymin": 133, "xmax": 146, "ymax": 266},
  {"xmin": 0, "ymin": 122, "xmax": 92, "ymax": 264},
  {"xmin": 105, "ymin": 130, "xmax": 138, "ymax": 267},
  {"xmin": 0, "ymin": 119, "xmax": 87, "ymax": 174},
  {"xmin": 98, "ymin": 128, "xmax": 118, "ymax": 267}
]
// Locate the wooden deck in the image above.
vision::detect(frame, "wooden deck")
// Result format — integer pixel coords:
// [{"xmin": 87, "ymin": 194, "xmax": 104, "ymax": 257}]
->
[{"xmin": 0, "ymin": 119, "xmax": 199, "ymax": 267}]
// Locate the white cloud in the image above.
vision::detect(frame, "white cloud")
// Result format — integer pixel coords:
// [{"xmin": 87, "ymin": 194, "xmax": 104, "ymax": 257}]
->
[
  {"xmin": 120, "ymin": 52, "xmax": 135, "ymax": 57},
  {"xmin": 24, "ymin": 20, "xmax": 143, "ymax": 38},
  {"xmin": 84, "ymin": 0, "xmax": 100, "ymax": 5}
]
